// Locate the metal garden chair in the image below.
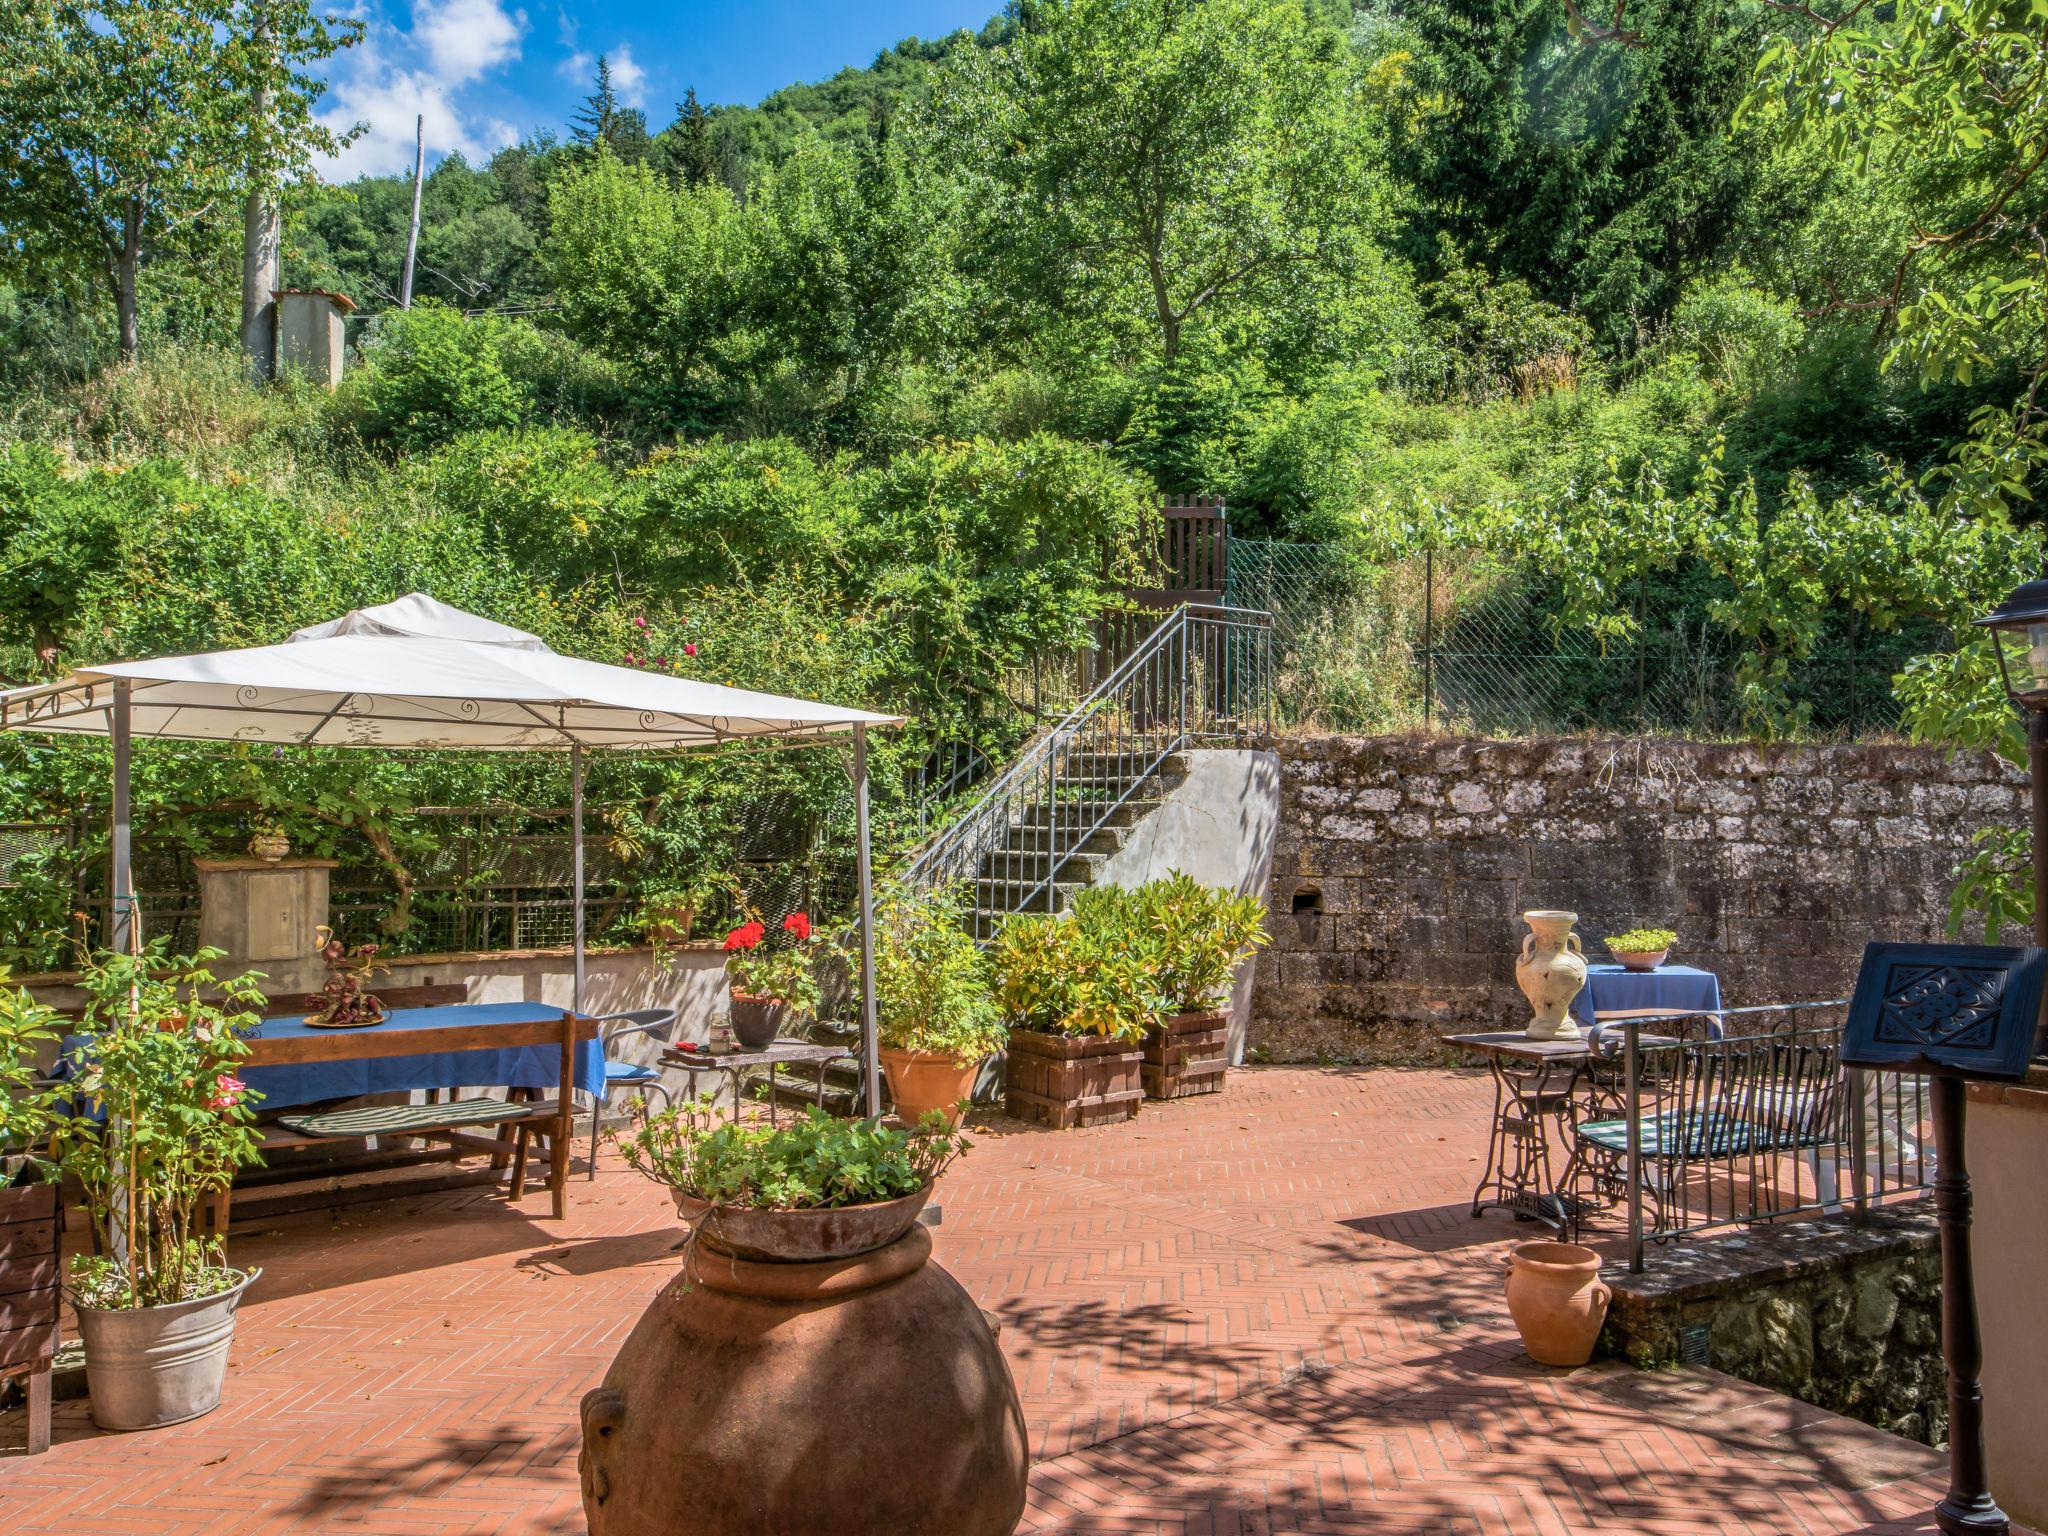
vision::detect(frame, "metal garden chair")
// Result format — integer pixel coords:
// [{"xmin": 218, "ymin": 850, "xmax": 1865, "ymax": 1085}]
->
[{"xmin": 587, "ymin": 1007, "xmax": 680, "ymax": 1177}]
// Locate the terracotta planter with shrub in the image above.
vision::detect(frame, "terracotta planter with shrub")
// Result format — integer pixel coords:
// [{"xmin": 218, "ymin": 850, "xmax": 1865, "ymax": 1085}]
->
[
  {"xmin": 878, "ymin": 1046, "xmax": 979, "ymax": 1129},
  {"xmin": 0, "ymin": 1178, "xmax": 60, "ymax": 1453},
  {"xmin": 1003, "ymin": 1028, "xmax": 1142, "ymax": 1129},
  {"xmin": 1140, "ymin": 1009, "xmax": 1230, "ymax": 1100},
  {"xmin": 1504, "ymin": 1241, "xmax": 1611, "ymax": 1367}
]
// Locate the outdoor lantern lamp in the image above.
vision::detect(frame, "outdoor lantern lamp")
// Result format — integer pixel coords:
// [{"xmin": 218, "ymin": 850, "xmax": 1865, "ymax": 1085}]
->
[{"xmin": 1974, "ymin": 576, "xmax": 2048, "ymax": 949}]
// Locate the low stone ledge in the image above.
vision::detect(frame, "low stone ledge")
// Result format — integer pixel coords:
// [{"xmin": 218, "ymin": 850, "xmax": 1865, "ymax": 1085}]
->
[{"xmin": 1603, "ymin": 1201, "xmax": 1944, "ymax": 1445}]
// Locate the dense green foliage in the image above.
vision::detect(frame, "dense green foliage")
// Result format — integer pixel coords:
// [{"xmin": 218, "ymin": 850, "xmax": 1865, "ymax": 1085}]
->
[
  {"xmin": 5, "ymin": 0, "xmax": 2047, "ymax": 949},
  {"xmin": 619, "ymin": 1103, "xmax": 967, "ymax": 1210}
]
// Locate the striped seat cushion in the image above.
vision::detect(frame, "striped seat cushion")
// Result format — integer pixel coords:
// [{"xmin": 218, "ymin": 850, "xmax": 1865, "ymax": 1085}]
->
[
  {"xmin": 278, "ymin": 1097, "xmax": 543, "ymax": 1139},
  {"xmin": 1575, "ymin": 1110, "xmax": 1762, "ymax": 1160}
]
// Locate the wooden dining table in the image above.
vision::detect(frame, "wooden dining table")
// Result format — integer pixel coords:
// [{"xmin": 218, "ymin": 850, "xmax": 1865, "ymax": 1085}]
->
[{"xmin": 240, "ymin": 1003, "xmax": 602, "ymax": 1219}]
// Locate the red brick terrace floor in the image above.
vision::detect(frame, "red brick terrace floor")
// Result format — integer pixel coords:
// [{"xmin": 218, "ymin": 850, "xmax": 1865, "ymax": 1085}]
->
[{"xmin": 0, "ymin": 1066, "xmax": 1994, "ymax": 1534}]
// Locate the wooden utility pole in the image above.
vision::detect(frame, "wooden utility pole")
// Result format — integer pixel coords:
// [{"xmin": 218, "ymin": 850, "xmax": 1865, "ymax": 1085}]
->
[
  {"xmin": 239, "ymin": 2, "xmax": 279, "ymax": 381},
  {"xmin": 399, "ymin": 114, "xmax": 424, "ymax": 308}
]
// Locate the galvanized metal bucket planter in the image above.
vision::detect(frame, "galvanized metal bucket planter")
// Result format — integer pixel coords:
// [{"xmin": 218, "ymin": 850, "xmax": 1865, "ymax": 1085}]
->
[{"xmin": 74, "ymin": 1266, "xmax": 261, "ymax": 1431}]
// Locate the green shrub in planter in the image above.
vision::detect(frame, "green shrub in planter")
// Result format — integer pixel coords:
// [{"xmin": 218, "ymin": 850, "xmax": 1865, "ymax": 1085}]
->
[
  {"xmin": 1125, "ymin": 874, "xmax": 1270, "ymax": 1014},
  {"xmin": 620, "ymin": 1103, "xmax": 967, "ymax": 1211},
  {"xmin": 0, "ymin": 965, "xmax": 62, "ymax": 1180},
  {"xmin": 875, "ymin": 885, "xmax": 1005, "ymax": 1064},
  {"xmin": 989, "ymin": 909, "xmax": 1156, "ymax": 1042}
]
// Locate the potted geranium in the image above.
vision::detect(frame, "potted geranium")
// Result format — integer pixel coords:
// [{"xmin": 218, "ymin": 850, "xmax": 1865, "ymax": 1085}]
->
[
  {"xmin": 990, "ymin": 897, "xmax": 1155, "ymax": 1129},
  {"xmin": 874, "ymin": 885, "xmax": 1005, "ymax": 1129},
  {"xmin": 52, "ymin": 942, "xmax": 268, "ymax": 1431},
  {"xmin": 721, "ymin": 907, "xmax": 839, "ymax": 1050},
  {"xmin": 1127, "ymin": 875, "xmax": 1269, "ymax": 1100},
  {"xmin": 588, "ymin": 1104, "xmax": 1026, "ymax": 1534},
  {"xmin": 0, "ymin": 966, "xmax": 64, "ymax": 1451}
]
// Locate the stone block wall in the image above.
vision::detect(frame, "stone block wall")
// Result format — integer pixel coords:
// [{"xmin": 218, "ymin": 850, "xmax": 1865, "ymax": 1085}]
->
[
  {"xmin": 1253, "ymin": 734, "xmax": 2027, "ymax": 1060},
  {"xmin": 1602, "ymin": 1207, "xmax": 1945, "ymax": 1445}
]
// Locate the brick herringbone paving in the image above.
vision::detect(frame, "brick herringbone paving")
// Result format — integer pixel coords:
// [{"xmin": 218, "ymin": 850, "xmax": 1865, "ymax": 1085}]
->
[{"xmin": 0, "ymin": 1066, "xmax": 1996, "ymax": 1534}]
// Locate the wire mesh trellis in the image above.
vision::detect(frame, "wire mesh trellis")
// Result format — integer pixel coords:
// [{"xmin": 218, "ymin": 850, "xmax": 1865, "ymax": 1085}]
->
[{"xmin": 1228, "ymin": 539, "xmax": 1948, "ymax": 740}]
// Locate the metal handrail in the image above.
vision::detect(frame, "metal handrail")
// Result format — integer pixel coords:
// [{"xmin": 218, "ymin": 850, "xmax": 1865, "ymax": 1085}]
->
[{"xmin": 896, "ymin": 603, "xmax": 1274, "ymax": 935}]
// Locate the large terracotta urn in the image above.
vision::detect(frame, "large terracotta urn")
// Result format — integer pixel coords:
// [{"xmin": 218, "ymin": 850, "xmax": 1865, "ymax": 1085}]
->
[
  {"xmin": 579, "ymin": 1224, "xmax": 1027, "ymax": 1536},
  {"xmin": 1515, "ymin": 910, "xmax": 1587, "ymax": 1041},
  {"xmin": 1504, "ymin": 1241, "xmax": 1611, "ymax": 1367}
]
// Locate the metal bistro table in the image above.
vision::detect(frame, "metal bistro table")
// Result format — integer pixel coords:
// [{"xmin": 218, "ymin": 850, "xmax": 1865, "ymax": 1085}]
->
[
  {"xmin": 1447, "ymin": 1029, "xmax": 1677, "ymax": 1237},
  {"xmin": 661, "ymin": 1038, "xmax": 861, "ymax": 1125}
]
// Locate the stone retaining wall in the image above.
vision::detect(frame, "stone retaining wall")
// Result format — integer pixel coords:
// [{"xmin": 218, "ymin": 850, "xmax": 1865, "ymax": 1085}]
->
[
  {"xmin": 1253, "ymin": 735, "xmax": 2026, "ymax": 1060},
  {"xmin": 1601, "ymin": 1206, "xmax": 1945, "ymax": 1445}
]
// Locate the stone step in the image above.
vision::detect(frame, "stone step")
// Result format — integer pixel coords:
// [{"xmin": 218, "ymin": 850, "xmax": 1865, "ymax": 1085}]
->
[
  {"xmin": 978, "ymin": 848, "xmax": 1110, "ymax": 884},
  {"xmin": 974, "ymin": 876, "xmax": 1087, "ymax": 914},
  {"xmin": 1015, "ymin": 797, "xmax": 1165, "ymax": 832},
  {"xmin": 993, "ymin": 822, "xmax": 1130, "ymax": 858}
]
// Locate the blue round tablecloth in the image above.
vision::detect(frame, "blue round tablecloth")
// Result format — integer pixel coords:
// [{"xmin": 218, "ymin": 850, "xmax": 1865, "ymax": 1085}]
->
[{"xmin": 1571, "ymin": 962, "xmax": 1723, "ymax": 1030}]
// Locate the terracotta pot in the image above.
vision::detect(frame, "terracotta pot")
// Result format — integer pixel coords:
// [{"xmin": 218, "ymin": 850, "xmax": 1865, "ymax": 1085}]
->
[
  {"xmin": 1515, "ymin": 910, "xmax": 1587, "ymax": 1041},
  {"xmin": 1611, "ymin": 948, "xmax": 1669, "ymax": 973},
  {"xmin": 645, "ymin": 906, "xmax": 695, "ymax": 945},
  {"xmin": 580, "ymin": 1225, "xmax": 1027, "ymax": 1536},
  {"xmin": 878, "ymin": 1045, "xmax": 980, "ymax": 1128},
  {"xmin": 1504, "ymin": 1241, "xmax": 1611, "ymax": 1367},
  {"xmin": 727, "ymin": 993, "xmax": 786, "ymax": 1051},
  {"xmin": 669, "ymin": 1184, "xmax": 933, "ymax": 1263}
]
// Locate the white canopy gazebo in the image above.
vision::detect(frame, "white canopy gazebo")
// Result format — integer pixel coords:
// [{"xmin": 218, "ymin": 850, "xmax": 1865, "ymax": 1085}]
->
[{"xmin": 0, "ymin": 594, "xmax": 901, "ymax": 1113}]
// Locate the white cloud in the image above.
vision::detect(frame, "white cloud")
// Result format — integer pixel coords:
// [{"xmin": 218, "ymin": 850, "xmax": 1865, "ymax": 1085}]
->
[
  {"xmin": 316, "ymin": 2, "xmax": 526, "ymax": 179},
  {"xmin": 414, "ymin": 0, "xmax": 525, "ymax": 85},
  {"xmin": 608, "ymin": 45, "xmax": 647, "ymax": 109}
]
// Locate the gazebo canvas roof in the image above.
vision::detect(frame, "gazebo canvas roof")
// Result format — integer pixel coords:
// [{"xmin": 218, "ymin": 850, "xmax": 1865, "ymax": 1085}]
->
[{"xmin": 0, "ymin": 594, "xmax": 900, "ymax": 750}]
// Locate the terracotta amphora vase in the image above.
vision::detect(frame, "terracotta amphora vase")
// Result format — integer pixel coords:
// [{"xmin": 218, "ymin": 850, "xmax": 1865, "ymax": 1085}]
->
[
  {"xmin": 1504, "ymin": 1241, "xmax": 1611, "ymax": 1367},
  {"xmin": 1515, "ymin": 910, "xmax": 1587, "ymax": 1041},
  {"xmin": 580, "ymin": 1224, "xmax": 1027, "ymax": 1536}
]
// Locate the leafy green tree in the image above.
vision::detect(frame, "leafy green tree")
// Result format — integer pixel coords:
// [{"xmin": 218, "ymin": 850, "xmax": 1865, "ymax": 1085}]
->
[
  {"xmin": 542, "ymin": 152, "xmax": 745, "ymax": 398},
  {"xmin": 1387, "ymin": 0, "xmax": 1764, "ymax": 348},
  {"xmin": 0, "ymin": 0, "xmax": 359, "ymax": 360},
  {"xmin": 950, "ymin": 0, "xmax": 1391, "ymax": 364},
  {"xmin": 344, "ymin": 302, "xmax": 531, "ymax": 450},
  {"xmin": 1753, "ymin": 0, "xmax": 2048, "ymax": 933}
]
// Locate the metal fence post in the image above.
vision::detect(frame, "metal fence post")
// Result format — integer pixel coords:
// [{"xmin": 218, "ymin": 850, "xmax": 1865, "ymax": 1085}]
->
[
  {"xmin": 1422, "ymin": 548, "xmax": 1435, "ymax": 731},
  {"xmin": 1626, "ymin": 1017, "xmax": 1645, "ymax": 1274}
]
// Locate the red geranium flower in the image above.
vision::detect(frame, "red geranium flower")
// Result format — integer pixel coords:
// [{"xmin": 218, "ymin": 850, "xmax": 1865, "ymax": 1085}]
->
[
  {"xmin": 208, "ymin": 1074, "xmax": 247, "ymax": 1111},
  {"xmin": 683, "ymin": 642, "xmax": 698, "ymax": 658},
  {"xmin": 782, "ymin": 912, "xmax": 811, "ymax": 941},
  {"xmin": 722, "ymin": 920, "xmax": 765, "ymax": 952}
]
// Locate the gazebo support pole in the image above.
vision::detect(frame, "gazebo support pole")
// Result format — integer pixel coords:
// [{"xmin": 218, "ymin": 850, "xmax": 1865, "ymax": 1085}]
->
[
  {"xmin": 571, "ymin": 744, "xmax": 586, "ymax": 1017},
  {"xmin": 854, "ymin": 724, "xmax": 881, "ymax": 1117},
  {"xmin": 110, "ymin": 680, "xmax": 134, "ymax": 954}
]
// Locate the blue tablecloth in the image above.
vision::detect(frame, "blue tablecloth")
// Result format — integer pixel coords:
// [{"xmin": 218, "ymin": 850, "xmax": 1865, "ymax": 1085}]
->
[
  {"xmin": 233, "ymin": 1002, "xmax": 602, "ymax": 1110},
  {"xmin": 1572, "ymin": 963, "xmax": 1723, "ymax": 1033}
]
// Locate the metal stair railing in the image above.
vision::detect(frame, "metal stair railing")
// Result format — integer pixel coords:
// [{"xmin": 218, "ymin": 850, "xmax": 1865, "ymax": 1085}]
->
[{"xmin": 896, "ymin": 603, "xmax": 1274, "ymax": 936}]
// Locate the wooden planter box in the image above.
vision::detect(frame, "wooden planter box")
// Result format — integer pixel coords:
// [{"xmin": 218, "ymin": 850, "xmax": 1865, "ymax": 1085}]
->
[
  {"xmin": 1004, "ymin": 1028, "xmax": 1142, "ymax": 1129},
  {"xmin": 1141, "ymin": 1010, "xmax": 1231, "ymax": 1100},
  {"xmin": 0, "ymin": 1178, "xmax": 61, "ymax": 1454}
]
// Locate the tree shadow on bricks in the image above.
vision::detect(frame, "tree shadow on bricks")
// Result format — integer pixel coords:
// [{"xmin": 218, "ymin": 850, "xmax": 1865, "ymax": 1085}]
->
[
  {"xmin": 286, "ymin": 1423, "xmax": 579, "ymax": 1519},
  {"xmin": 995, "ymin": 1296, "xmax": 1273, "ymax": 1384},
  {"xmin": 517, "ymin": 1227, "xmax": 688, "ymax": 1277},
  {"xmin": 1023, "ymin": 1352, "xmax": 1951, "ymax": 1535}
]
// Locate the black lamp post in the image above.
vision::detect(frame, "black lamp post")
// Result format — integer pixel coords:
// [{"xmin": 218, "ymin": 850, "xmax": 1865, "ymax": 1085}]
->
[{"xmin": 1974, "ymin": 577, "xmax": 2048, "ymax": 950}]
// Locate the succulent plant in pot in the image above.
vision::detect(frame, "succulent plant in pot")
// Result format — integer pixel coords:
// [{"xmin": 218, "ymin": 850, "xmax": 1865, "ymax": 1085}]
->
[
  {"xmin": 1604, "ymin": 927, "xmax": 1677, "ymax": 972},
  {"xmin": 873, "ymin": 885, "xmax": 1005, "ymax": 1128},
  {"xmin": 52, "ymin": 942, "xmax": 269, "ymax": 1431}
]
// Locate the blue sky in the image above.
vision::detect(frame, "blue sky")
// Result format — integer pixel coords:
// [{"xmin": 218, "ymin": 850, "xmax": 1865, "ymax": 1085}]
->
[{"xmin": 318, "ymin": 1, "xmax": 997, "ymax": 180}]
